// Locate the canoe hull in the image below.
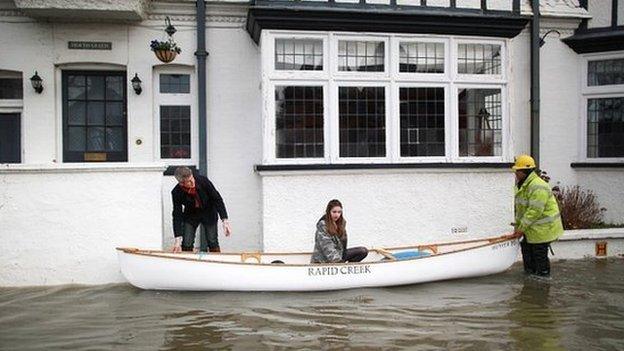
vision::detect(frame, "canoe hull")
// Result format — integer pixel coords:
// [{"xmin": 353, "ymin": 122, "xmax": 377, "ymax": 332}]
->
[{"xmin": 118, "ymin": 237, "xmax": 520, "ymax": 291}]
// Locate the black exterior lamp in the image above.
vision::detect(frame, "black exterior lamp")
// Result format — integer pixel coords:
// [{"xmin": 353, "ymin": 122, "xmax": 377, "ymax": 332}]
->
[
  {"xmin": 131, "ymin": 73, "xmax": 142, "ymax": 95},
  {"xmin": 30, "ymin": 71, "xmax": 43, "ymax": 94}
]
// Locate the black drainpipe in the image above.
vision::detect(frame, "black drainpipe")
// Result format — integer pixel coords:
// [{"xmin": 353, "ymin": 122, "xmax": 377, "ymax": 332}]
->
[
  {"xmin": 530, "ymin": 0, "xmax": 540, "ymax": 166},
  {"xmin": 196, "ymin": 0, "xmax": 208, "ymax": 176}
]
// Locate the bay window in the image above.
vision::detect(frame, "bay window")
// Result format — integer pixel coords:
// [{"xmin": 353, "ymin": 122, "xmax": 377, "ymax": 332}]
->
[{"xmin": 262, "ymin": 31, "xmax": 508, "ymax": 164}]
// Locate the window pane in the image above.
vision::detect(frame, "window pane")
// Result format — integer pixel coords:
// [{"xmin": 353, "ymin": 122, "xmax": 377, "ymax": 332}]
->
[
  {"xmin": 0, "ymin": 78, "xmax": 23, "ymax": 99},
  {"xmin": 338, "ymin": 41, "xmax": 384, "ymax": 72},
  {"xmin": 458, "ymin": 89, "xmax": 502, "ymax": 157},
  {"xmin": 68, "ymin": 75, "xmax": 86, "ymax": 100},
  {"xmin": 106, "ymin": 102, "xmax": 124, "ymax": 126},
  {"xmin": 400, "ymin": 87, "xmax": 445, "ymax": 157},
  {"xmin": 87, "ymin": 76, "xmax": 105, "ymax": 100},
  {"xmin": 0, "ymin": 114, "xmax": 21, "ymax": 163},
  {"xmin": 67, "ymin": 127, "xmax": 85, "ymax": 151},
  {"xmin": 587, "ymin": 97, "xmax": 624, "ymax": 157},
  {"xmin": 275, "ymin": 39, "xmax": 323, "ymax": 71},
  {"xmin": 87, "ymin": 127, "xmax": 105, "ymax": 151},
  {"xmin": 458, "ymin": 44, "xmax": 501, "ymax": 75},
  {"xmin": 106, "ymin": 127, "xmax": 124, "ymax": 151},
  {"xmin": 588, "ymin": 59, "xmax": 624, "ymax": 86},
  {"xmin": 106, "ymin": 76, "xmax": 124, "ymax": 101},
  {"xmin": 275, "ymin": 86, "xmax": 324, "ymax": 158},
  {"xmin": 339, "ymin": 87, "xmax": 385, "ymax": 157},
  {"xmin": 160, "ymin": 74, "xmax": 190, "ymax": 93},
  {"xmin": 87, "ymin": 102, "xmax": 105, "ymax": 125},
  {"xmin": 68, "ymin": 101, "xmax": 86, "ymax": 126},
  {"xmin": 160, "ymin": 105, "xmax": 191, "ymax": 159},
  {"xmin": 399, "ymin": 42, "xmax": 444, "ymax": 73}
]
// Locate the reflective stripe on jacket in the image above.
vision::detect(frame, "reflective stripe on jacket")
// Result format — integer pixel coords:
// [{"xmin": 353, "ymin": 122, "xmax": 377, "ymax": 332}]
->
[{"xmin": 515, "ymin": 171, "xmax": 564, "ymax": 244}]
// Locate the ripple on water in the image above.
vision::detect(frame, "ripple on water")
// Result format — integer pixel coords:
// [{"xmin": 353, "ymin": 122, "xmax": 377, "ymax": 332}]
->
[{"xmin": 0, "ymin": 259, "xmax": 623, "ymax": 350}]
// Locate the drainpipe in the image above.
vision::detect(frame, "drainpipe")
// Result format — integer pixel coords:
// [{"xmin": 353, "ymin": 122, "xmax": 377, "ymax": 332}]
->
[
  {"xmin": 530, "ymin": 0, "xmax": 540, "ymax": 167},
  {"xmin": 196, "ymin": 0, "xmax": 209, "ymax": 176}
]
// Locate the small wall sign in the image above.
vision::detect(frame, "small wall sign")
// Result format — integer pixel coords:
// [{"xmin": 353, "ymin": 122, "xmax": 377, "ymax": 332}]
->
[{"xmin": 68, "ymin": 41, "xmax": 112, "ymax": 50}]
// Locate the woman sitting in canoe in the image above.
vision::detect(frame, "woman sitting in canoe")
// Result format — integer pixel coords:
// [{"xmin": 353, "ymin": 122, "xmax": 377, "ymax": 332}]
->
[{"xmin": 310, "ymin": 199, "xmax": 368, "ymax": 263}]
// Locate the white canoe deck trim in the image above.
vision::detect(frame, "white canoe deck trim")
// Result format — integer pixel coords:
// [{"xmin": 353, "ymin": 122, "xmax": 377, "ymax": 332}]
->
[{"xmin": 116, "ymin": 232, "xmax": 520, "ymax": 267}]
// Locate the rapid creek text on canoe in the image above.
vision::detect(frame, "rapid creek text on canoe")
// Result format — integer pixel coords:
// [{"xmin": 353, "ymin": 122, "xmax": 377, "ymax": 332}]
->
[{"xmin": 308, "ymin": 265, "xmax": 372, "ymax": 276}]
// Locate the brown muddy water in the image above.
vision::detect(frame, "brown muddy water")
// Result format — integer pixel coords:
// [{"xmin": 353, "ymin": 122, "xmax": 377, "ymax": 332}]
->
[{"xmin": 1, "ymin": 259, "xmax": 623, "ymax": 351}]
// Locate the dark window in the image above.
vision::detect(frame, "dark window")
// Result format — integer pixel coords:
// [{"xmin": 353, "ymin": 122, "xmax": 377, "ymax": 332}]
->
[
  {"xmin": 275, "ymin": 39, "xmax": 323, "ymax": 71},
  {"xmin": 339, "ymin": 86, "xmax": 386, "ymax": 157},
  {"xmin": 399, "ymin": 42, "xmax": 445, "ymax": 73},
  {"xmin": 160, "ymin": 105, "xmax": 191, "ymax": 159},
  {"xmin": 338, "ymin": 41, "xmax": 385, "ymax": 72},
  {"xmin": 0, "ymin": 78, "xmax": 22, "ymax": 99},
  {"xmin": 62, "ymin": 71, "xmax": 127, "ymax": 162},
  {"xmin": 587, "ymin": 97, "xmax": 624, "ymax": 157},
  {"xmin": 0, "ymin": 114, "xmax": 20, "ymax": 163},
  {"xmin": 400, "ymin": 87, "xmax": 445, "ymax": 157},
  {"xmin": 458, "ymin": 44, "xmax": 501, "ymax": 75},
  {"xmin": 588, "ymin": 59, "xmax": 624, "ymax": 86},
  {"xmin": 160, "ymin": 74, "xmax": 190, "ymax": 94},
  {"xmin": 458, "ymin": 89, "xmax": 502, "ymax": 157},
  {"xmin": 275, "ymin": 86, "xmax": 324, "ymax": 158}
]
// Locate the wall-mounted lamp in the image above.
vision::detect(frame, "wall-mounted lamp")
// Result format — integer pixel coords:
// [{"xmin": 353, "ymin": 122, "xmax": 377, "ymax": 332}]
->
[
  {"xmin": 30, "ymin": 71, "xmax": 43, "ymax": 94},
  {"xmin": 131, "ymin": 73, "xmax": 142, "ymax": 95},
  {"xmin": 539, "ymin": 30, "xmax": 561, "ymax": 48}
]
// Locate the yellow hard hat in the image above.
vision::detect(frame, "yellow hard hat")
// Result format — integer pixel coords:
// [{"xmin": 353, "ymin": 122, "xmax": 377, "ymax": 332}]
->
[{"xmin": 512, "ymin": 154, "xmax": 536, "ymax": 170}]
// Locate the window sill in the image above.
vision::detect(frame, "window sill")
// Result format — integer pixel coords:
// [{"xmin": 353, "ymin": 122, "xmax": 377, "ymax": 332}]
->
[
  {"xmin": 571, "ymin": 162, "xmax": 624, "ymax": 169},
  {"xmin": 255, "ymin": 162, "xmax": 513, "ymax": 173},
  {"xmin": 0, "ymin": 162, "xmax": 166, "ymax": 174}
]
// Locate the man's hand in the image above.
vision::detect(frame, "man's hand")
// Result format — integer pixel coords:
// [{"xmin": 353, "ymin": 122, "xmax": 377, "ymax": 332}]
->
[
  {"xmin": 172, "ymin": 237, "xmax": 183, "ymax": 253},
  {"xmin": 223, "ymin": 219, "xmax": 232, "ymax": 237}
]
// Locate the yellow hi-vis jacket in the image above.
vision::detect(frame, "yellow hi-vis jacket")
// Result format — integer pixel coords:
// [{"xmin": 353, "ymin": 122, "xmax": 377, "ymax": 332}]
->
[{"xmin": 515, "ymin": 171, "xmax": 564, "ymax": 244}]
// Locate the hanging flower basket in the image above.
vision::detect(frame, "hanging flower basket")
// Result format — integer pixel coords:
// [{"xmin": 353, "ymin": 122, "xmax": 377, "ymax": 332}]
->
[
  {"xmin": 150, "ymin": 39, "xmax": 181, "ymax": 63},
  {"xmin": 154, "ymin": 49, "xmax": 177, "ymax": 63}
]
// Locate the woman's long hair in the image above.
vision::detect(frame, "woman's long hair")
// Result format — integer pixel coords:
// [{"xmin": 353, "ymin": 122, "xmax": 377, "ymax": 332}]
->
[{"xmin": 324, "ymin": 199, "xmax": 346, "ymax": 236}]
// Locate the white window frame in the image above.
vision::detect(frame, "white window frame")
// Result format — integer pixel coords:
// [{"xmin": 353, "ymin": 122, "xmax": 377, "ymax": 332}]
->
[
  {"xmin": 332, "ymin": 34, "xmax": 390, "ymax": 80},
  {"xmin": 261, "ymin": 30, "xmax": 509, "ymax": 165},
  {"xmin": 453, "ymin": 84, "xmax": 509, "ymax": 163},
  {"xmin": 153, "ymin": 67, "xmax": 198, "ymax": 166},
  {"xmin": 333, "ymin": 82, "xmax": 391, "ymax": 164},
  {"xmin": 394, "ymin": 37, "xmax": 450, "ymax": 82},
  {"xmin": 265, "ymin": 81, "xmax": 330, "ymax": 165},
  {"xmin": 579, "ymin": 51, "xmax": 624, "ymax": 162},
  {"xmin": 268, "ymin": 33, "xmax": 329, "ymax": 81}
]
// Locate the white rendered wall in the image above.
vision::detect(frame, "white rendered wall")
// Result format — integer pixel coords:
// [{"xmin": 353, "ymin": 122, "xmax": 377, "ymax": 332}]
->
[
  {"xmin": 539, "ymin": 23, "xmax": 582, "ymax": 187},
  {"xmin": 0, "ymin": 165, "xmax": 164, "ymax": 286},
  {"xmin": 575, "ymin": 170, "xmax": 624, "ymax": 223},
  {"xmin": 260, "ymin": 170, "xmax": 515, "ymax": 252}
]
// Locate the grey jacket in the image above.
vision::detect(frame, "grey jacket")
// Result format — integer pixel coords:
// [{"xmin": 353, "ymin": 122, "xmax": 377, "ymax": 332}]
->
[{"xmin": 310, "ymin": 218, "xmax": 347, "ymax": 263}]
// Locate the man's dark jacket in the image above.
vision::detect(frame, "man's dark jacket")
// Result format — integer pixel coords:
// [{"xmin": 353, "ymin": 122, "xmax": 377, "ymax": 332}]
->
[{"xmin": 171, "ymin": 175, "xmax": 228, "ymax": 237}]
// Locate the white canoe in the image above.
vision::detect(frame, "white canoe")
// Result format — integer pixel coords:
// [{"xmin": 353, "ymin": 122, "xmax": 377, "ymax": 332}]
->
[{"xmin": 117, "ymin": 233, "xmax": 520, "ymax": 291}]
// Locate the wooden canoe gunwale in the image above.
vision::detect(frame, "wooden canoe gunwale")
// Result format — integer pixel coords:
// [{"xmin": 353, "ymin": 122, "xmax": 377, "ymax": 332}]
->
[{"xmin": 116, "ymin": 232, "xmax": 520, "ymax": 267}]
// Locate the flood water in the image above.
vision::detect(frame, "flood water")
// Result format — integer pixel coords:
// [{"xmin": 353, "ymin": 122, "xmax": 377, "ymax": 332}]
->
[{"xmin": 1, "ymin": 259, "xmax": 623, "ymax": 351}]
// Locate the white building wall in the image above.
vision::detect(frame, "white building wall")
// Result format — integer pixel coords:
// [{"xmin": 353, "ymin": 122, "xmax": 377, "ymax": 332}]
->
[
  {"xmin": 261, "ymin": 170, "xmax": 514, "ymax": 252},
  {"xmin": 539, "ymin": 22, "xmax": 583, "ymax": 187},
  {"xmin": 0, "ymin": 165, "xmax": 164, "ymax": 286}
]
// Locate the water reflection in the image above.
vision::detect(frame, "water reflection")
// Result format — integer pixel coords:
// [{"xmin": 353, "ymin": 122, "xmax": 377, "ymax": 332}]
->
[{"xmin": 508, "ymin": 278, "xmax": 564, "ymax": 351}]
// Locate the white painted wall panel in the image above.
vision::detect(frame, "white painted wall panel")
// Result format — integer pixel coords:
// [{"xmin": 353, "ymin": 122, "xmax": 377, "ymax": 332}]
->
[
  {"xmin": 576, "ymin": 171, "xmax": 624, "ymax": 223},
  {"xmin": 261, "ymin": 170, "xmax": 515, "ymax": 252},
  {"xmin": 0, "ymin": 165, "xmax": 164, "ymax": 286}
]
